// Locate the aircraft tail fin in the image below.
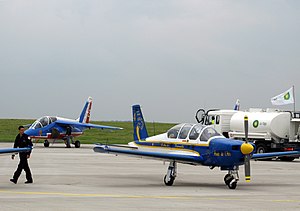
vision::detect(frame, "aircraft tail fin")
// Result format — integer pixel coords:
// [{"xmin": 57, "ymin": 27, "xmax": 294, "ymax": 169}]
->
[
  {"xmin": 132, "ymin": 105, "xmax": 148, "ymax": 141},
  {"xmin": 234, "ymin": 99, "xmax": 240, "ymax": 111},
  {"xmin": 77, "ymin": 97, "xmax": 93, "ymax": 123}
]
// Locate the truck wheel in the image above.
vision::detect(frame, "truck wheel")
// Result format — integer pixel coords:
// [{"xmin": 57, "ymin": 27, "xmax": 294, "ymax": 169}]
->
[
  {"xmin": 256, "ymin": 144, "xmax": 272, "ymax": 161},
  {"xmin": 279, "ymin": 157, "xmax": 295, "ymax": 162},
  {"xmin": 256, "ymin": 144, "xmax": 267, "ymax": 153}
]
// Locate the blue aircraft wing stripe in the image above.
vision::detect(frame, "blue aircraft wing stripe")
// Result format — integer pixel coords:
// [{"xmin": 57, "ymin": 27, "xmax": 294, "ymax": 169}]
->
[
  {"xmin": 0, "ymin": 147, "xmax": 32, "ymax": 154},
  {"xmin": 55, "ymin": 120, "xmax": 123, "ymax": 130},
  {"xmin": 252, "ymin": 151, "xmax": 300, "ymax": 159},
  {"xmin": 94, "ymin": 145, "xmax": 203, "ymax": 164},
  {"xmin": 83, "ymin": 123, "xmax": 123, "ymax": 130}
]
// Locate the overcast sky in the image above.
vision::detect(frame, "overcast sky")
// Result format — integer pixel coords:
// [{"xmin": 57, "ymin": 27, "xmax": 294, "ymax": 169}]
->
[{"xmin": 0, "ymin": 0, "xmax": 299, "ymax": 123}]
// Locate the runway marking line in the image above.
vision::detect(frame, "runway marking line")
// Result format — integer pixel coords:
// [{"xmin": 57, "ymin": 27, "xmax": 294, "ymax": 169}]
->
[
  {"xmin": 0, "ymin": 190, "xmax": 189, "ymax": 199},
  {"xmin": 0, "ymin": 190, "xmax": 300, "ymax": 203}
]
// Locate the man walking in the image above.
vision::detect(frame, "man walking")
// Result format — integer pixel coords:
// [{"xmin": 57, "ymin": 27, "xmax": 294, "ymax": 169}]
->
[{"xmin": 10, "ymin": 126, "xmax": 33, "ymax": 184}]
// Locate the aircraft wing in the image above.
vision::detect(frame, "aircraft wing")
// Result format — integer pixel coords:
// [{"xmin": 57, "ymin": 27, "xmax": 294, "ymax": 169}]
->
[
  {"xmin": 56, "ymin": 119, "xmax": 123, "ymax": 130},
  {"xmin": 252, "ymin": 151, "xmax": 300, "ymax": 159},
  {"xmin": 93, "ymin": 144, "xmax": 204, "ymax": 165},
  {"xmin": 0, "ymin": 147, "xmax": 32, "ymax": 156}
]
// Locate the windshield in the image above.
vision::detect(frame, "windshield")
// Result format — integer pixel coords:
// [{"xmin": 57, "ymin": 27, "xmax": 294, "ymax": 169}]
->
[
  {"xmin": 167, "ymin": 124, "xmax": 184, "ymax": 139},
  {"xmin": 200, "ymin": 127, "xmax": 221, "ymax": 142}
]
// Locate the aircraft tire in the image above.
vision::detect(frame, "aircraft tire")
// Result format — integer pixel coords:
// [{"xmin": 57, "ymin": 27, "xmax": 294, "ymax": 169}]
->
[
  {"xmin": 228, "ymin": 180, "xmax": 237, "ymax": 189},
  {"xmin": 224, "ymin": 174, "xmax": 234, "ymax": 186},
  {"xmin": 164, "ymin": 175, "xmax": 175, "ymax": 186},
  {"xmin": 75, "ymin": 141, "xmax": 80, "ymax": 148},
  {"xmin": 44, "ymin": 140, "xmax": 50, "ymax": 147}
]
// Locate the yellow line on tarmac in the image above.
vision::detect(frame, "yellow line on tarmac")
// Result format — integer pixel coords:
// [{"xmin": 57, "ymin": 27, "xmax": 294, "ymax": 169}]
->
[
  {"xmin": 0, "ymin": 190, "xmax": 300, "ymax": 203},
  {"xmin": 0, "ymin": 190, "xmax": 190, "ymax": 199}
]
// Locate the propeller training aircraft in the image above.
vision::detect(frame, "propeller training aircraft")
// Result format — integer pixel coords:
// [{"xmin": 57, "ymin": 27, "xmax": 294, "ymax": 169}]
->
[
  {"xmin": 25, "ymin": 97, "xmax": 122, "ymax": 148},
  {"xmin": 0, "ymin": 147, "xmax": 32, "ymax": 156},
  {"xmin": 94, "ymin": 105, "xmax": 300, "ymax": 189}
]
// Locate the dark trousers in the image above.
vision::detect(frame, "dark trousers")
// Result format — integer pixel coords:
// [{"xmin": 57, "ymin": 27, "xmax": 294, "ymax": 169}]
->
[{"xmin": 13, "ymin": 154, "xmax": 33, "ymax": 182}]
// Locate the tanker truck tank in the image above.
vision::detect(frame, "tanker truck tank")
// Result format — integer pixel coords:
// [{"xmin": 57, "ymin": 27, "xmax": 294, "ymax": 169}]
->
[{"xmin": 230, "ymin": 111, "xmax": 290, "ymax": 140}]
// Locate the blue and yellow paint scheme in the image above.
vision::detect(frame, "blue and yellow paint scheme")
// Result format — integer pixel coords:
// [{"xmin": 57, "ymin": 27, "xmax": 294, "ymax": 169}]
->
[{"xmin": 94, "ymin": 105, "xmax": 300, "ymax": 189}]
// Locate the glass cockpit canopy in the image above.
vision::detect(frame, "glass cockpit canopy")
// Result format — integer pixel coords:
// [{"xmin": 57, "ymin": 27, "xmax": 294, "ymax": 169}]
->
[
  {"xmin": 30, "ymin": 116, "xmax": 57, "ymax": 129},
  {"xmin": 167, "ymin": 123, "xmax": 221, "ymax": 142}
]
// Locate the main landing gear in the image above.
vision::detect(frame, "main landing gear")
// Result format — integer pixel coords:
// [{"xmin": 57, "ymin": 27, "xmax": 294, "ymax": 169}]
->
[
  {"xmin": 224, "ymin": 168, "xmax": 239, "ymax": 189},
  {"xmin": 164, "ymin": 161, "xmax": 177, "ymax": 186},
  {"xmin": 162, "ymin": 162, "xmax": 240, "ymax": 189},
  {"xmin": 43, "ymin": 139, "xmax": 81, "ymax": 148},
  {"xmin": 67, "ymin": 139, "xmax": 81, "ymax": 148},
  {"xmin": 74, "ymin": 140, "xmax": 80, "ymax": 148}
]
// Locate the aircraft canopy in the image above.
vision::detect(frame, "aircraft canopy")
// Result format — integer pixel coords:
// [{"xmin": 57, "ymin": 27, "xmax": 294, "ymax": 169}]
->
[
  {"xmin": 30, "ymin": 116, "xmax": 57, "ymax": 129},
  {"xmin": 167, "ymin": 123, "xmax": 221, "ymax": 142}
]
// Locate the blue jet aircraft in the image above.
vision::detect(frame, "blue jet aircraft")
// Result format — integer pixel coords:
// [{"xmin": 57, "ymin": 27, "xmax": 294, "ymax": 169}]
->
[
  {"xmin": 94, "ymin": 105, "xmax": 300, "ymax": 189},
  {"xmin": 25, "ymin": 97, "xmax": 122, "ymax": 148}
]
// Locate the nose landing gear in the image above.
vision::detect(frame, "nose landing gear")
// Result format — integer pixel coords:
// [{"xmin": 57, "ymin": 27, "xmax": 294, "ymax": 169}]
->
[{"xmin": 224, "ymin": 169, "xmax": 239, "ymax": 189}]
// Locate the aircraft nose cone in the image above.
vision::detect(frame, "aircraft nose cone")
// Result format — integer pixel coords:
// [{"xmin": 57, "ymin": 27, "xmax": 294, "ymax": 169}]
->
[
  {"xmin": 24, "ymin": 129, "xmax": 32, "ymax": 135},
  {"xmin": 241, "ymin": 143, "xmax": 254, "ymax": 155}
]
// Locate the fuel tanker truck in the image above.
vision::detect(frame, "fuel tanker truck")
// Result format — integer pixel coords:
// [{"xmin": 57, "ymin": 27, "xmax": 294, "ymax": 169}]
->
[{"xmin": 195, "ymin": 108, "xmax": 300, "ymax": 161}]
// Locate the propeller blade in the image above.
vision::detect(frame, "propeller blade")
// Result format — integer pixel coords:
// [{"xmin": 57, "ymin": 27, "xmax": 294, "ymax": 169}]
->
[
  {"xmin": 244, "ymin": 115, "xmax": 249, "ymax": 143},
  {"xmin": 243, "ymin": 115, "xmax": 251, "ymax": 181},
  {"xmin": 244, "ymin": 154, "xmax": 251, "ymax": 182}
]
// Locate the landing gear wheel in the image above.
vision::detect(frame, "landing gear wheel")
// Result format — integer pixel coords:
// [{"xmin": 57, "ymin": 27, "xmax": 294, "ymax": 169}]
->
[
  {"xmin": 74, "ymin": 140, "xmax": 80, "ymax": 148},
  {"xmin": 224, "ymin": 174, "xmax": 234, "ymax": 186},
  {"xmin": 228, "ymin": 179, "xmax": 237, "ymax": 189},
  {"xmin": 44, "ymin": 140, "xmax": 50, "ymax": 147},
  {"xmin": 164, "ymin": 175, "xmax": 175, "ymax": 186}
]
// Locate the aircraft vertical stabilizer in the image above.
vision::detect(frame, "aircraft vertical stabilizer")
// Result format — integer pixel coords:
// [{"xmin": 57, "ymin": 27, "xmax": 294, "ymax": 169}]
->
[
  {"xmin": 132, "ymin": 105, "xmax": 148, "ymax": 141},
  {"xmin": 234, "ymin": 99, "xmax": 240, "ymax": 111},
  {"xmin": 78, "ymin": 97, "xmax": 93, "ymax": 123}
]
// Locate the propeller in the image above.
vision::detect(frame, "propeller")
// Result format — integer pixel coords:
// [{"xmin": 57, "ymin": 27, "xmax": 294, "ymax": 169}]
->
[{"xmin": 240, "ymin": 115, "xmax": 254, "ymax": 182}]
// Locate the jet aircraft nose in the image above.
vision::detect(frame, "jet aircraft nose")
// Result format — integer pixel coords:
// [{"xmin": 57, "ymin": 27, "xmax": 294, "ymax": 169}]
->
[{"xmin": 25, "ymin": 129, "xmax": 36, "ymax": 136}]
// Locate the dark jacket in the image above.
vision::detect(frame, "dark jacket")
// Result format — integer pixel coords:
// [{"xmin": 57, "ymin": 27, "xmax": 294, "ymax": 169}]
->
[{"xmin": 13, "ymin": 133, "xmax": 33, "ymax": 156}]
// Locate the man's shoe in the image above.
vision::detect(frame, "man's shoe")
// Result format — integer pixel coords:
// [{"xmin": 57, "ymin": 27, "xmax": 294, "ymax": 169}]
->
[
  {"xmin": 25, "ymin": 181, "xmax": 33, "ymax": 184},
  {"xmin": 10, "ymin": 179, "xmax": 17, "ymax": 184}
]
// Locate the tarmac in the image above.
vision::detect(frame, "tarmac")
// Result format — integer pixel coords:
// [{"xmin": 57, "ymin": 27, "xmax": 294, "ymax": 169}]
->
[{"xmin": 0, "ymin": 142, "xmax": 300, "ymax": 211}]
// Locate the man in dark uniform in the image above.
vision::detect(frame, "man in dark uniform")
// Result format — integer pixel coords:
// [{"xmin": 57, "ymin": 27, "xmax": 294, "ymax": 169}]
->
[
  {"xmin": 64, "ymin": 126, "xmax": 72, "ymax": 148},
  {"xmin": 10, "ymin": 126, "xmax": 33, "ymax": 184}
]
